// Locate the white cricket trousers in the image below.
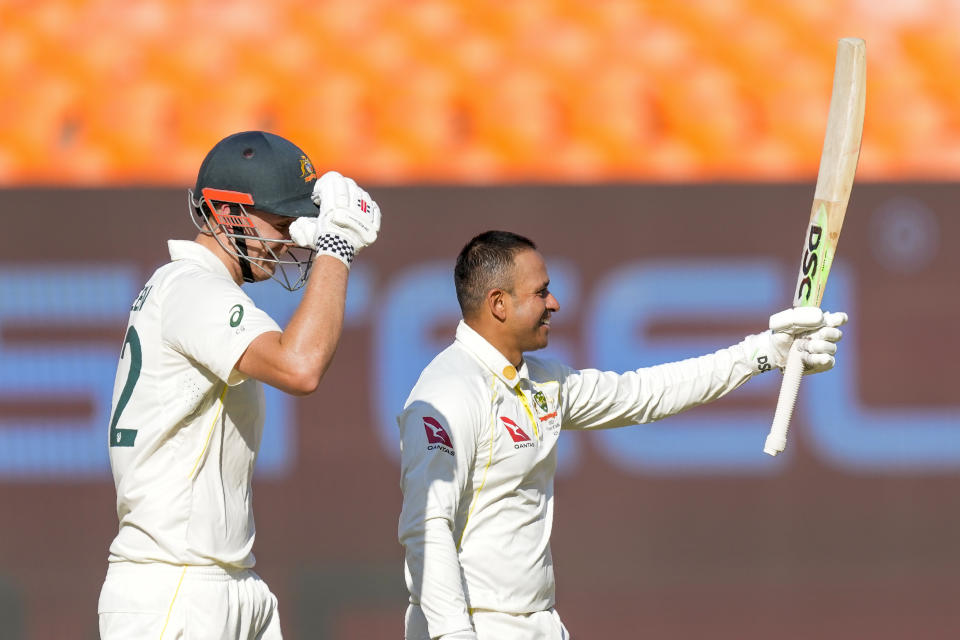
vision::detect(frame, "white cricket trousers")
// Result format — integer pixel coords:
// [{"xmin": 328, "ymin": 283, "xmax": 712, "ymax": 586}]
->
[
  {"xmin": 98, "ymin": 562, "xmax": 282, "ymax": 640},
  {"xmin": 405, "ymin": 604, "xmax": 572, "ymax": 640}
]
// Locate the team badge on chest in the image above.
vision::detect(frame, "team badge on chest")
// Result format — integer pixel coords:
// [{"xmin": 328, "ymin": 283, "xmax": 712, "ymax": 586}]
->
[
  {"xmin": 532, "ymin": 391, "xmax": 548, "ymax": 413},
  {"xmin": 532, "ymin": 388, "xmax": 560, "ymax": 432}
]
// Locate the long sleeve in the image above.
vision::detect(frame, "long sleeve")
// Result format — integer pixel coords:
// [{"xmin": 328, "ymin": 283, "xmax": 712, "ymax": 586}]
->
[
  {"xmin": 559, "ymin": 332, "xmax": 770, "ymax": 430},
  {"xmin": 398, "ymin": 392, "xmax": 482, "ymax": 637},
  {"xmin": 402, "ymin": 517, "xmax": 475, "ymax": 638}
]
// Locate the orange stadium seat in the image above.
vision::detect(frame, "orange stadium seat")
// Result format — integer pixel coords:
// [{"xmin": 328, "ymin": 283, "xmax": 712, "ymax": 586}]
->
[{"xmin": 0, "ymin": 0, "xmax": 958, "ymax": 184}]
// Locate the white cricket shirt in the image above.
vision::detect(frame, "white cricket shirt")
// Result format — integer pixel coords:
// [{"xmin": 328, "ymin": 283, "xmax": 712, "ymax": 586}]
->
[
  {"xmin": 398, "ymin": 320, "xmax": 769, "ymax": 636},
  {"xmin": 106, "ymin": 240, "xmax": 281, "ymax": 568}
]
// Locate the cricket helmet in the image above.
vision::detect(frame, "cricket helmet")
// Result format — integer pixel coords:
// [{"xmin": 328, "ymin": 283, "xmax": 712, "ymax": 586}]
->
[
  {"xmin": 193, "ymin": 130, "xmax": 319, "ymax": 218},
  {"xmin": 187, "ymin": 131, "xmax": 319, "ymax": 291}
]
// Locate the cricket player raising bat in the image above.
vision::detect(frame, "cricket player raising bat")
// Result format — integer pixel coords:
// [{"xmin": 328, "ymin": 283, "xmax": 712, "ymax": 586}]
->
[
  {"xmin": 397, "ymin": 231, "xmax": 846, "ymax": 640},
  {"xmin": 98, "ymin": 131, "xmax": 381, "ymax": 639}
]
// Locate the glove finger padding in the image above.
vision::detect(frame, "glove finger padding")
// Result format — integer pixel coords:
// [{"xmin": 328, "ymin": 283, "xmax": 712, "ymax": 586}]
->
[
  {"xmin": 312, "ymin": 170, "xmax": 349, "ymax": 210},
  {"xmin": 803, "ymin": 337, "xmax": 839, "ymax": 355},
  {"xmin": 769, "ymin": 306, "xmax": 825, "ymax": 334},
  {"xmin": 766, "ymin": 307, "xmax": 848, "ymax": 373},
  {"xmin": 806, "ymin": 326, "xmax": 843, "ymax": 344},
  {"xmin": 331, "ymin": 178, "xmax": 379, "ymax": 247},
  {"xmin": 822, "ymin": 311, "xmax": 849, "ymax": 328},
  {"xmin": 290, "ymin": 215, "xmax": 357, "ymax": 266},
  {"xmin": 796, "ymin": 337, "xmax": 837, "ymax": 374},
  {"xmin": 289, "ymin": 217, "xmax": 320, "ymax": 249},
  {"xmin": 311, "ymin": 171, "xmax": 380, "ymax": 255},
  {"xmin": 306, "ymin": 171, "xmax": 382, "ymax": 266}
]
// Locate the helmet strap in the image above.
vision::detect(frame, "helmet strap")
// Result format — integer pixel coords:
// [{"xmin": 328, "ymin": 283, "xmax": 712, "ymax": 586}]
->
[{"xmin": 232, "ymin": 232, "xmax": 256, "ymax": 283}]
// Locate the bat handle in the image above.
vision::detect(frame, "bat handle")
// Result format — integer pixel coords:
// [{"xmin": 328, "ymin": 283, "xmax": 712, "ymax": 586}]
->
[{"xmin": 764, "ymin": 341, "xmax": 805, "ymax": 456}]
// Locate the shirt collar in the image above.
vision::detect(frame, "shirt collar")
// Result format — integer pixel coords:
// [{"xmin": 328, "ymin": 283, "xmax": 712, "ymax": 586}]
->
[
  {"xmin": 455, "ymin": 320, "xmax": 529, "ymax": 388},
  {"xmin": 167, "ymin": 240, "xmax": 235, "ymax": 281}
]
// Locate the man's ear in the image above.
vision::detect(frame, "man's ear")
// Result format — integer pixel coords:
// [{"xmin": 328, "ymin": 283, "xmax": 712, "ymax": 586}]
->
[
  {"xmin": 210, "ymin": 203, "xmax": 233, "ymax": 223},
  {"xmin": 487, "ymin": 288, "xmax": 508, "ymax": 323},
  {"xmin": 205, "ymin": 203, "xmax": 233, "ymax": 236}
]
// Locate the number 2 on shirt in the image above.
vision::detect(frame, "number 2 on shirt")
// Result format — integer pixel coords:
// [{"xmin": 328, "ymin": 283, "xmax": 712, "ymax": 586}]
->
[{"xmin": 109, "ymin": 326, "xmax": 141, "ymax": 447}]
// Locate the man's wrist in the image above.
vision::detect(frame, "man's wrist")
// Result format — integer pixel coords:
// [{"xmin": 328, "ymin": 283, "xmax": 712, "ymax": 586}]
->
[
  {"xmin": 742, "ymin": 330, "xmax": 779, "ymax": 374},
  {"xmin": 314, "ymin": 233, "xmax": 355, "ymax": 267}
]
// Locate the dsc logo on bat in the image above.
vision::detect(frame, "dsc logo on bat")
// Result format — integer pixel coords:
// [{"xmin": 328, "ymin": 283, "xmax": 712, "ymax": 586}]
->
[{"xmin": 796, "ymin": 222, "xmax": 823, "ymax": 303}]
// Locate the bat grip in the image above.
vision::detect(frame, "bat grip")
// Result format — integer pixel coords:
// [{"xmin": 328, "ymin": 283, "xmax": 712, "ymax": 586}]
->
[{"xmin": 764, "ymin": 341, "xmax": 804, "ymax": 456}]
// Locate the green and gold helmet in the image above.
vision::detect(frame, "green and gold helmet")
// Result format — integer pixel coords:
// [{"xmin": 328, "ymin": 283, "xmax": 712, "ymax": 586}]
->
[{"xmin": 188, "ymin": 131, "xmax": 320, "ymax": 290}]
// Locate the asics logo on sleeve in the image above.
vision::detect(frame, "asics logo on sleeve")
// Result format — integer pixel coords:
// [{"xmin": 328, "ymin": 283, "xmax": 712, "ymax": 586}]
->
[
  {"xmin": 500, "ymin": 416, "xmax": 531, "ymax": 443},
  {"xmin": 229, "ymin": 304, "xmax": 244, "ymax": 327},
  {"xmin": 423, "ymin": 417, "xmax": 454, "ymax": 448}
]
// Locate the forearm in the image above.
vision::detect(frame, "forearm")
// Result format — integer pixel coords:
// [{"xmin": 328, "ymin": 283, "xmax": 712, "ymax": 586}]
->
[
  {"xmin": 564, "ymin": 333, "xmax": 767, "ymax": 429},
  {"xmin": 236, "ymin": 170, "xmax": 380, "ymax": 394},
  {"xmin": 235, "ymin": 256, "xmax": 348, "ymax": 394},
  {"xmin": 564, "ymin": 306, "xmax": 847, "ymax": 429},
  {"xmin": 403, "ymin": 518, "xmax": 475, "ymax": 639},
  {"xmin": 280, "ymin": 255, "xmax": 348, "ymax": 367},
  {"xmin": 633, "ymin": 332, "xmax": 766, "ymax": 421}
]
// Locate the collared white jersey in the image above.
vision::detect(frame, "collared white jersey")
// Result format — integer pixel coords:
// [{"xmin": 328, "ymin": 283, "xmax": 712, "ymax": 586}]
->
[
  {"xmin": 398, "ymin": 320, "xmax": 766, "ymax": 634},
  {"xmin": 106, "ymin": 240, "xmax": 281, "ymax": 569}
]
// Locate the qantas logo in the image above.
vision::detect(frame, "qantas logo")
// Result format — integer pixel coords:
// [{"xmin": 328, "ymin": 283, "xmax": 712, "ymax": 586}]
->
[
  {"xmin": 423, "ymin": 416, "xmax": 454, "ymax": 454},
  {"xmin": 500, "ymin": 416, "xmax": 531, "ymax": 443}
]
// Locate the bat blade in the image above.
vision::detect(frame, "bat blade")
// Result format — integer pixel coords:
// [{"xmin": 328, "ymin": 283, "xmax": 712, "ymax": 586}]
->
[{"xmin": 764, "ymin": 38, "xmax": 866, "ymax": 457}]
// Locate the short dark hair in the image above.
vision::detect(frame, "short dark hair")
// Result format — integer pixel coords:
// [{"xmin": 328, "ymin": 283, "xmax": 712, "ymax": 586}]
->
[{"xmin": 454, "ymin": 231, "xmax": 537, "ymax": 315}]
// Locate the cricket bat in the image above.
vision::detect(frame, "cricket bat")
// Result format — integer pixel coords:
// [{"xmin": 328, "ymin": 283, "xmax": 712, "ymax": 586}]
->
[{"xmin": 763, "ymin": 38, "xmax": 866, "ymax": 456}]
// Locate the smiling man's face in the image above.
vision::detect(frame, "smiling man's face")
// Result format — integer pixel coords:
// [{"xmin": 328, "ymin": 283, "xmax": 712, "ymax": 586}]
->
[{"xmin": 502, "ymin": 248, "xmax": 560, "ymax": 356}]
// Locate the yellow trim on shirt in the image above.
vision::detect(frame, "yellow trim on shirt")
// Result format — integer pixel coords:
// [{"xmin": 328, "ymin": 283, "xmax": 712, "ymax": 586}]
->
[
  {"xmin": 457, "ymin": 375, "xmax": 499, "ymax": 551},
  {"xmin": 513, "ymin": 386, "xmax": 540, "ymax": 440},
  {"xmin": 187, "ymin": 384, "xmax": 228, "ymax": 478},
  {"xmin": 158, "ymin": 565, "xmax": 187, "ymax": 639}
]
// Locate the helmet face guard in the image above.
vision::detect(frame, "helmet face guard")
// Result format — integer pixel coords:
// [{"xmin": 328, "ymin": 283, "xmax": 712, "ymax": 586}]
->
[{"xmin": 188, "ymin": 187, "xmax": 315, "ymax": 291}]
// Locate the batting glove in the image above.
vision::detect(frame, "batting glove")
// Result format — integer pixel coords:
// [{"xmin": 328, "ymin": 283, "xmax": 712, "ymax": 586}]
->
[
  {"xmin": 767, "ymin": 307, "xmax": 848, "ymax": 374},
  {"xmin": 289, "ymin": 171, "xmax": 381, "ymax": 267}
]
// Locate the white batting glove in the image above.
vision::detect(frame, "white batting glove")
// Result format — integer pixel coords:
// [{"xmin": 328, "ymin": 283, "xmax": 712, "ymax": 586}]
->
[
  {"xmin": 767, "ymin": 307, "xmax": 848, "ymax": 374},
  {"xmin": 289, "ymin": 170, "xmax": 380, "ymax": 267}
]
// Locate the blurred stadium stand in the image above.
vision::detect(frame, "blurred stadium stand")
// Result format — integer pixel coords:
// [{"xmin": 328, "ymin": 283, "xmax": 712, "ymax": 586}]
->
[
  {"xmin": 2, "ymin": 0, "xmax": 960, "ymax": 186},
  {"xmin": 4, "ymin": 5, "xmax": 960, "ymax": 640}
]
